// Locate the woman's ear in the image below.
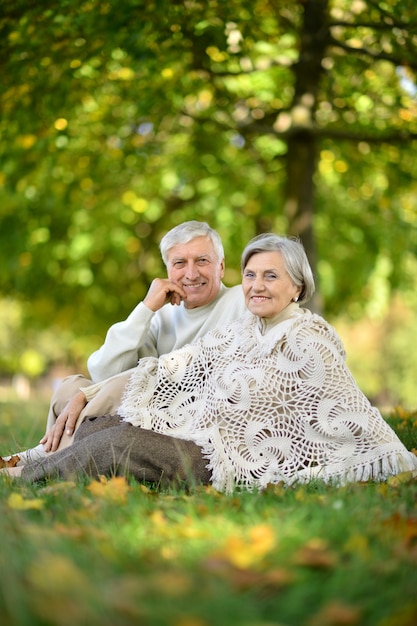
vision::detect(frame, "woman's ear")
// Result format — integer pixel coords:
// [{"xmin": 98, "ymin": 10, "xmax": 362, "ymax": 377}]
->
[{"xmin": 293, "ymin": 286, "xmax": 303, "ymax": 302}]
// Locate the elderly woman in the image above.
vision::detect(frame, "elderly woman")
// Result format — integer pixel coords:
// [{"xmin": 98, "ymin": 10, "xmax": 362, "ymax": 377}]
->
[{"xmin": 10, "ymin": 234, "xmax": 417, "ymax": 491}]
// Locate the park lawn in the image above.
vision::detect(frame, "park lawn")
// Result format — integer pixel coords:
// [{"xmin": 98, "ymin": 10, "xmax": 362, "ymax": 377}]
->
[{"xmin": 0, "ymin": 400, "xmax": 416, "ymax": 626}]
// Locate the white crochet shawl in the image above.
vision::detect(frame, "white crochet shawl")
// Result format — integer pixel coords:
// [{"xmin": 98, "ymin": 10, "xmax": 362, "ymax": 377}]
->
[{"xmin": 118, "ymin": 306, "xmax": 417, "ymax": 493}]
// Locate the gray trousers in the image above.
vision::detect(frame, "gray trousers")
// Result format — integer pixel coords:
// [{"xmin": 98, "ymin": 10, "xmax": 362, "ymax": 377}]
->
[{"xmin": 22, "ymin": 414, "xmax": 211, "ymax": 488}]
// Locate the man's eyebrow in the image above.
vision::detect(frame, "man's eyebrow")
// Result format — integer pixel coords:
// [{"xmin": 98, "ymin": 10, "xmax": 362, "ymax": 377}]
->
[{"xmin": 171, "ymin": 254, "xmax": 212, "ymax": 261}]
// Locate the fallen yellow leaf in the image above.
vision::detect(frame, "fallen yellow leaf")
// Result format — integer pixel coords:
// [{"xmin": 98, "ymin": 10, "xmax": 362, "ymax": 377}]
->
[
  {"xmin": 149, "ymin": 571, "xmax": 192, "ymax": 597},
  {"xmin": 293, "ymin": 538, "xmax": 337, "ymax": 569},
  {"xmin": 39, "ymin": 481, "xmax": 77, "ymax": 495},
  {"xmin": 87, "ymin": 475, "xmax": 130, "ymax": 504},
  {"xmin": 7, "ymin": 492, "xmax": 44, "ymax": 510},
  {"xmin": 212, "ymin": 523, "xmax": 276, "ymax": 569},
  {"xmin": 249, "ymin": 523, "xmax": 276, "ymax": 556},
  {"xmin": 383, "ymin": 513, "xmax": 417, "ymax": 547},
  {"xmin": 27, "ymin": 553, "xmax": 89, "ymax": 594},
  {"xmin": 387, "ymin": 470, "xmax": 416, "ymax": 488},
  {"xmin": 343, "ymin": 533, "xmax": 370, "ymax": 560},
  {"xmin": 308, "ymin": 600, "xmax": 362, "ymax": 626},
  {"xmin": 149, "ymin": 510, "xmax": 167, "ymax": 526}
]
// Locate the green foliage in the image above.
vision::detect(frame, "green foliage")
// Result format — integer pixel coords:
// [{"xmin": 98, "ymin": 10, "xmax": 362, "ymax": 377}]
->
[
  {"xmin": 0, "ymin": 400, "xmax": 417, "ymax": 626},
  {"xmin": 334, "ymin": 291, "xmax": 417, "ymax": 408},
  {"xmin": 1, "ymin": 0, "xmax": 417, "ymax": 395}
]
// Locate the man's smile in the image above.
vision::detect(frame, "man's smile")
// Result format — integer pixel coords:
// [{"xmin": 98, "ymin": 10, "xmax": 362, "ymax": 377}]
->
[{"xmin": 183, "ymin": 282, "xmax": 206, "ymax": 289}]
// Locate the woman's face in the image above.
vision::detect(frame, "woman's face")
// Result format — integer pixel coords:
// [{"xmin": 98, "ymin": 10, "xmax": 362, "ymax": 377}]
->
[{"xmin": 242, "ymin": 251, "xmax": 302, "ymax": 318}]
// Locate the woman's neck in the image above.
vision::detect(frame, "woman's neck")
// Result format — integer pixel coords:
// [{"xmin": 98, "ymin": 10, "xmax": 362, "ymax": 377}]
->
[{"xmin": 260, "ymin": 301, "xmax": 300, "ymax": 330}]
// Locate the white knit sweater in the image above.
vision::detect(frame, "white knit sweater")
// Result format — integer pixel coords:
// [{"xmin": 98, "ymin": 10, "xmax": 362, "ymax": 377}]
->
[
  {"xmin": 87, "ymin": 284, "xmax": 246, "ymax": 382},
  {"xmin": 118, "ymin": 305, "xmax": 417, "ymax": 493}
]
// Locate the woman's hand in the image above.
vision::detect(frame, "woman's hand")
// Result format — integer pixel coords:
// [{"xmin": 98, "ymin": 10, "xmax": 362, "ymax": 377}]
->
[{"xmin": 40, "ymin": 391, "xmax": 87, "ymax": 452}]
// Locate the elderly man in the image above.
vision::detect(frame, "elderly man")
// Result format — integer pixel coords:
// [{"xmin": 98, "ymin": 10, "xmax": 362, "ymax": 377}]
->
[{"xmin": 2, "ymin": 221, "xmax": 246, "ymax": 467}]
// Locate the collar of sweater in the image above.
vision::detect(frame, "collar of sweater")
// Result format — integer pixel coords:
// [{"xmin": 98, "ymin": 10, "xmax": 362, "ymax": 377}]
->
[{"xmin": 257, "ymin": 302, "xmax": 301, "ymax": 335}]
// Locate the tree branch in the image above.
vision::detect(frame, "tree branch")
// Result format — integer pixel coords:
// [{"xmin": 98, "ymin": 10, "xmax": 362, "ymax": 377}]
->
[{"xmin": 328, "ymin": 35, "xmax": 417, "ymax": 71}]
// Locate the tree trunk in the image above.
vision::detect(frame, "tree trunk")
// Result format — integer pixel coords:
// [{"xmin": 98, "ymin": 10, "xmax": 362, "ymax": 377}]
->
[{"xmin": 284, "ymin": 0, "xmax": 330, "ymax": 312}]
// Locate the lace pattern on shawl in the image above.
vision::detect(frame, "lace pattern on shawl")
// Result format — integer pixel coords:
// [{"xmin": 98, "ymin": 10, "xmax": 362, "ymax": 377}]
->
[{"xmin": 118, "ymin": 310, "xmax": 417, "ymax": 493}]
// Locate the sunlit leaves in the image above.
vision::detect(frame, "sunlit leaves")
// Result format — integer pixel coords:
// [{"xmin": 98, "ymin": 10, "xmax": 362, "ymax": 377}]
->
[{"xmin": 1, "ymin": 0, "xmax": 417, "ymax": 385}]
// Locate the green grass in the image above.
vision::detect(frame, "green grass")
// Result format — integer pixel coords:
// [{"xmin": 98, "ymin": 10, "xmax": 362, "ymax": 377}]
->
[{"xmin": 1, "ymin": 399, "xmax": 417, "ymax": 626}]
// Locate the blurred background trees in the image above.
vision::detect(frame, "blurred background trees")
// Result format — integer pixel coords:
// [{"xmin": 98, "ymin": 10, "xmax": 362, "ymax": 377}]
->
[{"xmin": 1, "ymin": 0, "xmax": 417, "ymax": 407}]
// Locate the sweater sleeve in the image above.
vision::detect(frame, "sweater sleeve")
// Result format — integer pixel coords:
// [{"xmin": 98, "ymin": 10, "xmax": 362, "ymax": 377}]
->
[
  {"xmin": 87, "ymin": 302, "xmax": 157, "ymax": 382},
  {"xmin": 80, "ymin": 380, "xmax": 107, "ymax": 402}
]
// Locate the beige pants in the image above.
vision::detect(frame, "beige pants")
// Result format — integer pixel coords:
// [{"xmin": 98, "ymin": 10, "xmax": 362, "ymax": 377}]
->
[
  {"xmin": 5, "ymin": 369, "xmax": 135, "ymax": 466},
  {"xmin": 46, "ymin": 370, "xmax": 135, "ymax": 452}
]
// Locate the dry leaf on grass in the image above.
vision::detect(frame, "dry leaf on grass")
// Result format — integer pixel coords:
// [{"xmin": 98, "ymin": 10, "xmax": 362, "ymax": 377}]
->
[
  {"xmin": 293, "ymin": 538, "xmax": 337, "ymax": 569},
  {"xmin": 7, "ymin": 492, "xmax": 44, "ymax": 510},
  {"xmin": 87, "ymin": 475, "xmax": 130, "ymax": 504},
  {"xmin": 202, "ymin": 556, "xmax": 294, "ymax": 592},
  {"xmin": 307, "ymin": 600, "xmax": 362, "ymax": 626},
  {"xmin": 210, "ymin": 523, "xmax": 276, "ymax": 569}
]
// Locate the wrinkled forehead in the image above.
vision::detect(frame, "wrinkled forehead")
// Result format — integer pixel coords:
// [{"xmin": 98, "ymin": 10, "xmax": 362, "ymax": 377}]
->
[
  {"xmin": 167, "ymin": 236, "xmax": 218, "ymax": 262},
  {"xmin": 244, "ymin": 250, "xmax": 285, "ymax": 270}
]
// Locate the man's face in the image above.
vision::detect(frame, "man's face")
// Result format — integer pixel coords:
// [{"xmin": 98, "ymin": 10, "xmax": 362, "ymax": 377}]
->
[{"xmin": 166, "ymin": 236, "xmax": 225, "ymax": 309}]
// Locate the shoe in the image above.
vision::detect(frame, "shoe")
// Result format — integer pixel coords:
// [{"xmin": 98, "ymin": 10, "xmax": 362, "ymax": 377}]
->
[{"xmin": 0, "ymin": 455, "xmax": 21, "ymax": 468}]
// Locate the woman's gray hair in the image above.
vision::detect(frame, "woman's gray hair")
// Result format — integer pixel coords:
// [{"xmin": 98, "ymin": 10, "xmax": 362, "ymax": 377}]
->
[
  {"xmin": 241, "ymin": 233, "xmax": 315, "ymax": 304},
  {"xmin": 160, "ymin": 221, "xmax": 225, "ymax": 266}
]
